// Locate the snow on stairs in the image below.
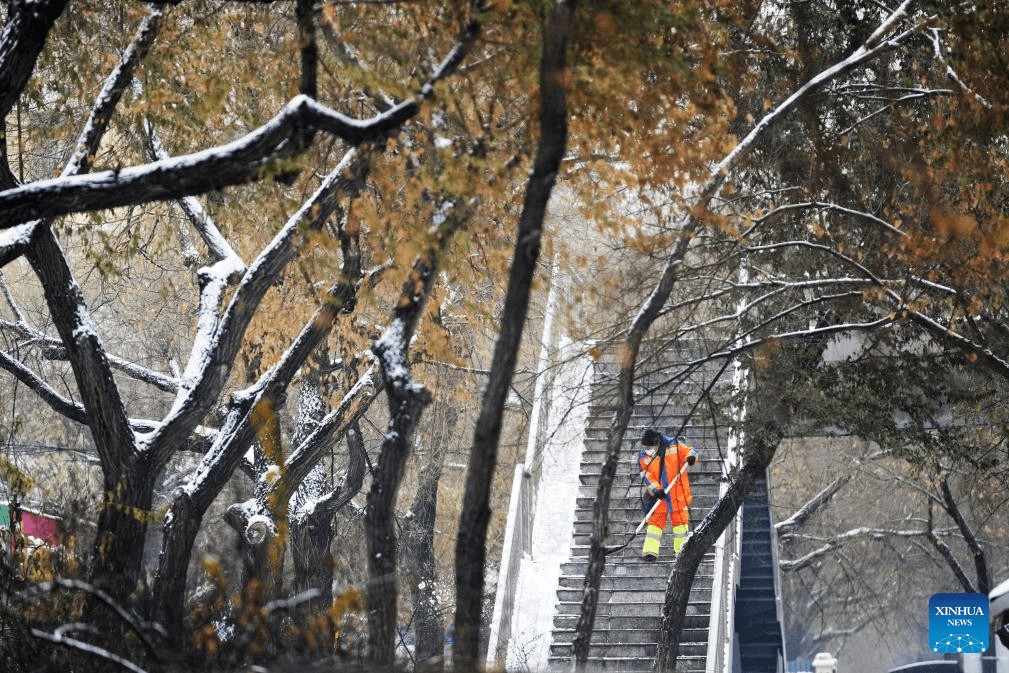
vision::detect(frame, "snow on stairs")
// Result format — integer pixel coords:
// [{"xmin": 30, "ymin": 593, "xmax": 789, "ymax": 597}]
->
[{"xmin": 546, "ymin": 343, "xmax": 729, "ymax": 673}]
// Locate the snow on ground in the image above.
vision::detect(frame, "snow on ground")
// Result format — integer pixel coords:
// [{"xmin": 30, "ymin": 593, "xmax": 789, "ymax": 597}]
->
[{"xmin": 506, "ymin": 335, "xmax": 592, "ymax": 672}]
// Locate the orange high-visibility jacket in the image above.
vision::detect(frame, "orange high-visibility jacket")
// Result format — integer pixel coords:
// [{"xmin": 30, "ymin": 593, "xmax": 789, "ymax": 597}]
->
[{"xmin": 639, "ymin": 438, "xmax": 695, "ymax": 514}]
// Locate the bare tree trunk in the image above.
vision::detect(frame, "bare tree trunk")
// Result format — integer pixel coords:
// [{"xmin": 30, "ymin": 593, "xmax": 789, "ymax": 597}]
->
[
  {"xmin": 90, "ymin": 460, "xmax": 157, "ymax": 601},
  {"xmin": 26, "ymin": 230, "xmax": 146, "ymax": 602},
  {"xmin": 366, "ymin": 204, "xmax": 466, "ymax": 666},
  {"xmin": 153, "ymin": 411, "xmax": 260, "ymax": 635},
  {"xmin": 151, "ymin": 488, "xmax": 211, "ymax": 642},
  {"xmin": 289, "ymin": 378, "xmax": 331, "ymax": 611},
  {"xmin": 0, "ymin": 0, "xmax": 69, "ymax": 188},
  {"xmin": 403, "ymin": 448, "xmax": 445, "ymax": 672},
  {"xmin": 366, "ymin": 385, "xmax": 432, "ymax": 665},
  {"xmin": 291, "ymin": 420, "xmax": 368, "ymax": 614},
  {"xmin": 452, "ymin": 1, "xmax": 574, "ymax": 668}
]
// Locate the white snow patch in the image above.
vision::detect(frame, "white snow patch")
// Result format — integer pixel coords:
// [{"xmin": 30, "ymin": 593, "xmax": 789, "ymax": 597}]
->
[
  {"xmin": 71, "ymin": 300, "xmax": 99, "ymax": 342},
  {"xmin": 375, "ymin": 318, "xmax": 409, "ymax": 380},
  {"xmin": 0, "ymin": 222, "xmax": 37, "ymax": 250},
  {"xmin": 262, "ymin": 464, "xmax": 282, "ymax": 488},
  {"xmin": 505, "ymin": 336, "xmax": 591, "ymax": 672}
]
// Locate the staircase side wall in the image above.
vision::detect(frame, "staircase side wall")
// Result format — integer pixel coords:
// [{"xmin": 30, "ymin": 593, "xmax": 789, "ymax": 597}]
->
[
  {"xmin": 486, "ymin": 464, "xmax": 535, "ymax": 667},
  {"xmin": 486, "ymin": 337, "xmax": 593, "ymax": 670}
]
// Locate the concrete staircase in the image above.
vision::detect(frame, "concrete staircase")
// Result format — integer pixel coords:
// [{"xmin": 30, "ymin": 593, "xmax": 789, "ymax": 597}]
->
[{"xmin": 545, "ymin": 343, "xmax": 732, "ymax": 672}]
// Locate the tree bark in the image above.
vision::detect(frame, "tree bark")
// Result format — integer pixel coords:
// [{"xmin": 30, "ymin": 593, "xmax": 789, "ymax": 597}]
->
[
  {"xmin": 89, "ymin": 458, "xmax": 158, "ymax": 604},
  {"xmin": 150, "ymin": 488, "xmax": 211, "ymax": 643},
  {"xmin": 290, "ymin": 420, "xmax": 368, "ymax": 610},
  {"xmin": 403, "ymin": 441, "xmax": 446, "ymax": 672},
  {"xmin": 25, "ymin": 229, "xmax": 146, "ymax": 602},
  {"xmin": 365, "ymin": 383, "xmax": 432, "ymax": 666},
  {"xmin": 0, "ymin": 0, "xmax": 70, "ymax": 188},
  {"xmin": 452, "ymin": 1, "xmax": 573, "ymax": 667},
  {"xmin": 289, "ymin": 379, "xmax": 336, "ymax": 612},
  {"xmin": 152, "ymin": 412, "xmax": 259, "ymax": 637}
]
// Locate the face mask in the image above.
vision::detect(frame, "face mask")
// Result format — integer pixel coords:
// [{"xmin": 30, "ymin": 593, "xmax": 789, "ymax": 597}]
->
[{"xmin": 644, "ymin": 447, "xmax": 657, "ymax": 456}]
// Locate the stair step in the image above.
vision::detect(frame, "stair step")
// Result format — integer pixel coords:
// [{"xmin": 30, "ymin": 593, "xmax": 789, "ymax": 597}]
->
[
  {"xmin": 557, "ymin": 575, "xmax": 716, "ymax": 592},
  {"xmin": 553, "ymin": 600, "xmax": 710, "ymax": 618},
  {"xmin": 557, "ymin": 561, "xmax": 716, "ymax": 575},
  {"xmin": 550, "ymin": 627, "xmax": 709, "ymax": 645},
  {"xmin": 547, "ymin": 654, "xmax": 707, "ymax": 672},
  {"xmin": 548, "ymin": 640, "xmax": 708, "ymax": 659},
  {"xmin": 553, "ymin": 614, "xmax": 711, "ymax": 630},
  {"xmin": 556, "ymin": 587, "xmax": 713, "ymax": 603}
]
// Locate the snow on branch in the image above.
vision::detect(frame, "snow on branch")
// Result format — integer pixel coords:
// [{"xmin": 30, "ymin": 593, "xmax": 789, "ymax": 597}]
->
[
  {"xmin": 927, "ymin": 27, "xmax": 993, "ymax": 110},
  {"xmin": 373, "ymin": 200, "xmax": 469, "ymax": 393},
  {"xmin": 0, "ymin": 21, "xmax": 480, "ymax": 229},
  {"xmin": 231, "ymin": 367, "xmax": 377, "ymax": 538},
  {"xmin": 1, "ymin": 318, "xmax": 177, "ymax": 393},
  {"xmin": 64, "ymin": 6, "xmax": 164, "ymax": 177},
  {"xmin": 24, "ymin": 233, "xmax": 136, "ymax": 468},
  {"xmin": 214, "ymin": 317, "xmax": 376, "ymax": 539},
  {"xmin": 775, "ymin": 472, "xmax": 853, "ymax": 535},
  {"xmin": 695, "ymin": 316, "xmax": 895, "ymax": 371},
  {"xmin": 144, "ymin": 149, "xmax": 359, "ymax": 457},
  {"xmin": 906, "ymin": 309, "xmax": 1009, "ymax": 381},
  {"xmin": 908, "ymin": 275, "xmax": 957, "ymax": 296},
  {"xmin": 0, "ymin": 96, "xmax": 375, "ymax": 227},
  {"xmin": 0, "ymin": 223, "xmax": 36, "ymax": 267},
  {"xmin": 285, "ymin": 363, "xmax": 379, "ymax": 487},
  {"xmin": 836, "ymin": 87, "xmax": 953, "ymax": 137},
  {"xmin": 746, "ymin": 201, "xmax": 907, "ymax": 238},
  {"xmin": 0, "ymin": 346, "xmax": 167, "ymax": 433},
  {"xmin": 779, "ymin": 526, "xmax": 926, "ymax": 571},
  {"xmin": 144, "ymin": 119, "xmax": 244, "ymax": 267},
  {"xmin": 678, "ymin": 287, "xmax": 871, "ymax": 344}
]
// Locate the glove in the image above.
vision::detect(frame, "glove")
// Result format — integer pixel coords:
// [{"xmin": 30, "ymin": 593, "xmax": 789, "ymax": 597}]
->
[
  {"xmin": 687, "ymin": 451, "xmax": 697, "ymax": 466},
  {"xmin": 648, "ymin": 484, "xmax": 663, "ymax": 498}
]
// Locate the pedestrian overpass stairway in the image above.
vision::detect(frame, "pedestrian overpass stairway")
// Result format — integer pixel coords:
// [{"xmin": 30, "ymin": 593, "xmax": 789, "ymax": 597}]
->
[{"xmin": 546, "ymin": 343, "xmax": 735, "ymax": 673}]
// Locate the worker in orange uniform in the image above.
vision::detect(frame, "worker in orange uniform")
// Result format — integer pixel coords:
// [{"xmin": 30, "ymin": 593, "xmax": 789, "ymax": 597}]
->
[{"xmin": 639, "ymin": 429, "xmax": 697, "ymax": 561}]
